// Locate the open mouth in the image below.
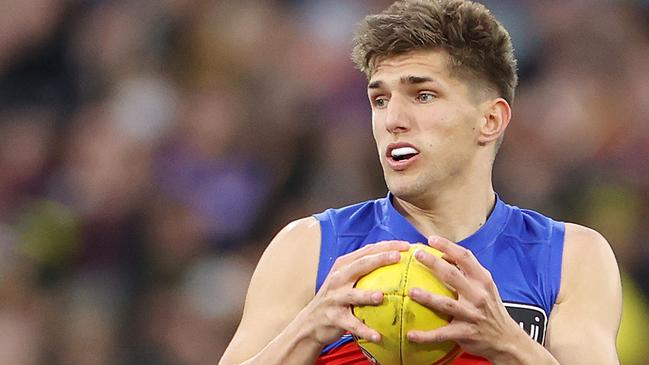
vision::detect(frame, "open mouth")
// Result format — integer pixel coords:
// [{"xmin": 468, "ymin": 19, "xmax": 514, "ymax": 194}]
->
[{"xmin": 391, "ymin": 146, "xmax": 419, "ymax": 161}]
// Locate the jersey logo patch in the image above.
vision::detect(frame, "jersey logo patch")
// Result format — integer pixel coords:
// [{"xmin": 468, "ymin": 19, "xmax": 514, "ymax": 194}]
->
[{"xmin": 503, "ymin": 302, "xmax": 547, "ymax": 345}]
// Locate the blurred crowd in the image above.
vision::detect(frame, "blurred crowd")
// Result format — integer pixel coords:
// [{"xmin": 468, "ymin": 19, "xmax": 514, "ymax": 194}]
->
[{"xmin": 0, "ymin": 0, "xmax": 648, "ymax": 364}]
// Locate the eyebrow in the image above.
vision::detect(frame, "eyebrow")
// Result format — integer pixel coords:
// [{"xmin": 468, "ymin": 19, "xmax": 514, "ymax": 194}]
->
[{"xmin": 368, "ymin": 75, "xmax": 436, "ymax": 89}]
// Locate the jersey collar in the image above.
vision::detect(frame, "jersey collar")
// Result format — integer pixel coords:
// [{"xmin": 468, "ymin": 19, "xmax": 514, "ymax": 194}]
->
[{"xmin": 381, "ymin": 192, "xmax": 510, "ymax": 254}]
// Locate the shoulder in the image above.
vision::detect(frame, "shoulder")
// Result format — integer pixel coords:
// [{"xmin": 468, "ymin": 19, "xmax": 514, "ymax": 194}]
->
[
  {"xmin": 259, "ymin": 217, "xmax": 321, "ymax": 275},
  {"xmin": 557, "ymin": 223, "xmax": 621, "ymax": 304},
  {"xmin": 242, "ymin": 217, "xmax": 322, "ymax": 327},
  {"xmin": 562, "ymin": 223, "xmax": 617, "ymax": 271},
  {"xmin": 274, "ymin": 216, "xmax": 320, "ymax": 244},
  {"xmin": 314, "ymin": 197, "xmax": 386, "ymax": 236},
  {"xmin": 247, "ymin": 217, "xmax": 322, "ymax": 305}
]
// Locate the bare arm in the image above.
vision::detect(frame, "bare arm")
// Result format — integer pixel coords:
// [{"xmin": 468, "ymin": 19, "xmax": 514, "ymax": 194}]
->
[
  {"xmin": 545, "ymin": 223, "xmax": 622, "ymax": 364},
  {"xmin": 218, "ymin": 217, "xmax": 322, "ymax": 365},
  {"xmin": 219, "ymin": 217, "xmax": 411, "ymax": 365}
]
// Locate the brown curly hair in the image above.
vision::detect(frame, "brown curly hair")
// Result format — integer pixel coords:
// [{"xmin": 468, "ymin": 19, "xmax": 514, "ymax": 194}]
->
[{"xmin": 352, "ymin": 0, "xmax": 518, "ymax": 104}]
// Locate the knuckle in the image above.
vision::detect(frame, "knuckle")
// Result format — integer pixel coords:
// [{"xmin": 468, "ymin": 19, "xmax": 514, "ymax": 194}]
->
[
  {"xmin": 328, "ymin": 271, "xmax": 343, "ymax": 286},
  {"xmin": 324, "ymin": 309, "xmax": 337, "ymax": 324},
  {"xmin": 347, "ymin": 321, "xmax": 362, "ymax": 334},
  {"xmin": 334, "ymin": 254, "xmax": 349, "ymax": 263},
  {"xmin": 443, "ymin": 268, "xmax": 460, "ymax": 283},
  {"xmin": 474, "ymin": 293, "xmax": 488, "ymax": 308},
  {"xmin": 323, "ymin": 294, "xmax": 337, "ymax": 308},
  {"xmin": 475, "ymin": 312, "xmax": 487, "ymax": 323},
  {"xmin": 345, "ymin": 289, "xmax": 362, "ymax": 305},
  {"xmin": 431, "ymin": 332, "xmax": 445, "ymax": 342},
  {"xmin": 342, "ymin": 290, "xmax": 352, "ymax": 303},
  {"xmin": 482, "ymin": 280, "xmax": 496, "ymax": 292},
  {"xmin": 460, "ymin": 248, "xmax": 473, "ymax": 261},
  {"xmin": 331, "ymin": 257, "xmax": 347, "ymax": 270},
  {"xmin": 357, "ymin": 255, "xmax": 372, "ymax": 267},
  {"xmin": 443, "ymin": 299, "xmax": 457, "ymax": 312},
  {"xmin": 482, "ymin": 269, "xmax": 494, "ymax": 283},
  {"xmin": 484, "ymin": 268, "xmax": 493, "ymax": 279},
  {"xmin": 467, "ymin": 326, "xmax": 479, "ymax": 337}
]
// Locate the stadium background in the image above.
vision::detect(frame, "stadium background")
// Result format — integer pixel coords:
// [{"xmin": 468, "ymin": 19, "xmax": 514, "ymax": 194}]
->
[{"xmin": 0, "ymin": 0, "xmax": 648, "ymax": 364}]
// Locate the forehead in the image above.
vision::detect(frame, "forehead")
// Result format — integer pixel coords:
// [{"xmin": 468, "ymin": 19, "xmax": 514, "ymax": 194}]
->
[{"xmin": 369, "ymin": 49, "xmax": 454, "ymax": 84}]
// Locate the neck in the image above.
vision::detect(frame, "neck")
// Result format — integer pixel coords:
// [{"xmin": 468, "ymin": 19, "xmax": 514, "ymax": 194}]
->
[{"xmin": 392, "ymin": 175, "xmax": 496, "ymax": 243}]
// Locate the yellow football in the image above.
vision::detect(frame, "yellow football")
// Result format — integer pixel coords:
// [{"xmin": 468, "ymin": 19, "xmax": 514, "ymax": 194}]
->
[{"xmin": 353, "ymin": 243, "xmax": 461, "ymax": 365}]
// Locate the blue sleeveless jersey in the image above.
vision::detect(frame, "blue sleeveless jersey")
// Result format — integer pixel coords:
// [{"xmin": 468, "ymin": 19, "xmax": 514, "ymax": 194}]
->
[{"xmin": 313, "ymin": 193, "xmax": 564, "ymax": 352}]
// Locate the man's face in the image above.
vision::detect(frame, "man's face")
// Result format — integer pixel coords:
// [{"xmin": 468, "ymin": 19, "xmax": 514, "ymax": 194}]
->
[{"xmin": 368, "ymin": 49, "xmax": 488, "ymax": 200}]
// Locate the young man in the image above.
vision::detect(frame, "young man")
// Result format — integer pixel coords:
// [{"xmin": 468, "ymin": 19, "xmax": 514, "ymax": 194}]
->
[{"xmin": 219, "ymin": 1, "xmax": 621, "ymax": 364}]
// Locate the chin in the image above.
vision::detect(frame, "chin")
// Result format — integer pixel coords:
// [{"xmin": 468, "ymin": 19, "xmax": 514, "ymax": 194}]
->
[{"xmin": 385, "ymin": 175, "xmax": 427, "ymax": 200}]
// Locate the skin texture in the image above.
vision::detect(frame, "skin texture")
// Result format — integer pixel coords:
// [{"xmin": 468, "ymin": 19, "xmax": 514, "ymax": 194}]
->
[{"xmin": 219, "ymin": 49, "xmax": 621, "ymax": 365}]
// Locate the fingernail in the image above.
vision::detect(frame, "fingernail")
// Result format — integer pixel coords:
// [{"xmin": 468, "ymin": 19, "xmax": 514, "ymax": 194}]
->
[
  {"xmin": 372, "ymin": 333, "xmax": 380, "ymax": 342},
  {"xmin": 372, "ymin": 292, "xmax": 383, "ymax": 303},
  {"xmin": 415, "ymin": 249, "xmax": 424, "ymax": 260},
  {"xmin": 409, "ymin": 288, "xmax": 419, "ymax": 297},
  {"xmin": 407, "ymin": 332, "xmax": 417, "ymax": 341},
  {"xmin": 389, "ymin": 252, "xmax": 400, "ymax": 260}
]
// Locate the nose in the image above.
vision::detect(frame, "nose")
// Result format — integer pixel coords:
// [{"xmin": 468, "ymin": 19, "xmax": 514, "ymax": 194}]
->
[{"xmin": 384, "ymin": 96, "xmax": 411, "ymax": 134}]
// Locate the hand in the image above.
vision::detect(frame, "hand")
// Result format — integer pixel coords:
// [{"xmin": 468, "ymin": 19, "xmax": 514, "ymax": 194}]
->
[
  {"xmin": 406, "ymin": 236, "xmax": 523, "ymax": 361},
  {"xmin": 303, "ymin": 240, "xmax": 410, "ymax": 347}
]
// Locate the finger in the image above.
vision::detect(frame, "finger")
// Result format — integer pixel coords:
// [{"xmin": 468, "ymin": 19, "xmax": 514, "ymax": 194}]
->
[
  {"xmin": 414, "ymin": 249, "xmax": 473, "ymax": 296},
  {"xmin": 407, "ymin": 322, "xmax": 472, "ymax": 343},
  {"xmin": 345, "ymin": 250, "xmax": 402, "ymax": 282},
  {"xmin": 427, "ymin": 236, "xmax": 488, "ymax": 280},
  {"xmin": 333, "ymin": 240, "xmax": 410, "ymax": 269},
  {"xmin": 409, "ymin": 288, "xmax": 482, "ymax": 322},
  {"xmin": 341, "ymin": 314, "xmax": 381, "ymax": 343},
  {"xmin": 339, "ymin": 288, "xmax": 384, "ymax": 306}
]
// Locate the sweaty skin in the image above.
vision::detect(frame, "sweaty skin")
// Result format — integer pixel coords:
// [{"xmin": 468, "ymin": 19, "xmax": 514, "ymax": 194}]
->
[{"xmin": 219, "ymin": 49, "xmax": 621, "ymax": 365}]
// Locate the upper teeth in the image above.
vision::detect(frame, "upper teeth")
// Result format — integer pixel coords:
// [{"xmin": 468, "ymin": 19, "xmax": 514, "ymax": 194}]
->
[{"xmin": 391, "ymin": 147, "xmax": 418, "ymax": 158}]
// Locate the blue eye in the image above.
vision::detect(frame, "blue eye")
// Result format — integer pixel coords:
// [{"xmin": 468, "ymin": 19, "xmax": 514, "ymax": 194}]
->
[
  {"xmin": 374, "ymin": 97, "xmax": 388, "ymax": 109},
  {"xmin": 417, "ymin": 93, "xmax": 436, "ymax": 103}
]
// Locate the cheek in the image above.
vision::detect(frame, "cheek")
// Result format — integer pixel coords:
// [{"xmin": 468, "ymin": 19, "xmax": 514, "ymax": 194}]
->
[
  {"xmin": 420, "ymin": 112, "xmax": 453, "ymax": 140},
  {"xmin": 422, "ymin": 110, "xmax": 477, "ymax": 148}
]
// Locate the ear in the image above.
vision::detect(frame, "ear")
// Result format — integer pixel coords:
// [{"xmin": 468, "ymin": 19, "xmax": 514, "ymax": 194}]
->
[{"xmin": 478, "ymin": 98, "xmax": 511, "ymax": 146}]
